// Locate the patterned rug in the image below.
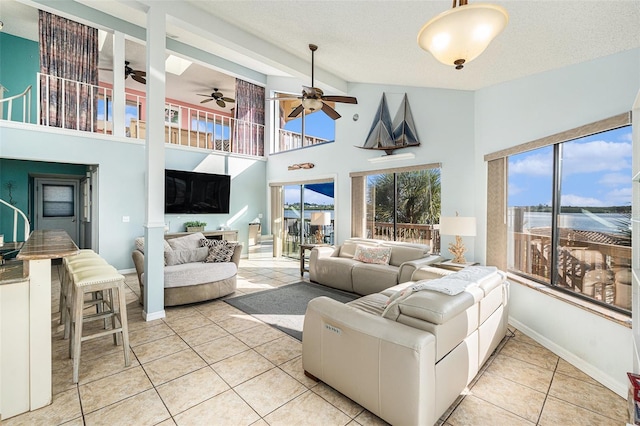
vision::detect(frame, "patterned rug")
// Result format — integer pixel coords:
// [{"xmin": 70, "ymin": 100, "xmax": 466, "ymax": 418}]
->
[{"xmin": 224, "ymin": 282, "xmax": 358, "ymax": 340}]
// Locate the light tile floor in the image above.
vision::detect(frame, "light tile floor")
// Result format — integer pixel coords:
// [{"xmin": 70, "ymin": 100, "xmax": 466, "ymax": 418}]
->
[{"xmin": 3, "ymin": 257, "xmax": 628, "ymax": 425}]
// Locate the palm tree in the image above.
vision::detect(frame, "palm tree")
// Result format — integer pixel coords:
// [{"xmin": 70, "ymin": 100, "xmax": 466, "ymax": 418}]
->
[{"xmin": 367, "ymin": 169, "xmax": 441, "ymax": 238}]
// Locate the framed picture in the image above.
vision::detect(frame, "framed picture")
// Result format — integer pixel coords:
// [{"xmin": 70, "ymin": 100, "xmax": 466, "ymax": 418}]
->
[{"xmin": 164, "ymin": 105, "xmax": 180, "ymax": 126}]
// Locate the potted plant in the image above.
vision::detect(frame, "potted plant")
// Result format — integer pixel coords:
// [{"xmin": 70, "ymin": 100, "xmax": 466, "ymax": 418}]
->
[{"xmin": 184, "ymin": 220, "xmax": 207, "ymax": 232}]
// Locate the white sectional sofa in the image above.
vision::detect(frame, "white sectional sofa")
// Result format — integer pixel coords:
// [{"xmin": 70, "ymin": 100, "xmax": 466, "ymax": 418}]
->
[
  {"xmin": 302, "ymin": 265, "xmax": 510, "ymax": 426},
  {"xmin": 309, "ymin": 238, "xmax": 442, "ymax": 295}
]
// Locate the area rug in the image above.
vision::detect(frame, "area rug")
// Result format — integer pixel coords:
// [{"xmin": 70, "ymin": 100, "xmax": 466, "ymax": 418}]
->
[{"xmin": 224, "ymin": 282, "xmax": 358, "ymax": 341}]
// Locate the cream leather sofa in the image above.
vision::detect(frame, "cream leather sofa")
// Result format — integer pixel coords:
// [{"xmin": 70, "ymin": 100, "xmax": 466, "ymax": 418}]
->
[
  {"xmin": 302, "ymin": 266, "xmax": 510, "ymax": 426},
  {"xmin": 309, "ymin": 238, "xmax": 442, "ymax": 295}
]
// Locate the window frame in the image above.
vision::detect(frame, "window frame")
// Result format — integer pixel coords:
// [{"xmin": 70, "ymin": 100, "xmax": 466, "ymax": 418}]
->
[
  {"xmin": 350, "ymin": 162, "xmax": 441, "ymax": 249},
  {"xmin": 485, "ymin": 112, "xmax": 632, "ymax": 315}
]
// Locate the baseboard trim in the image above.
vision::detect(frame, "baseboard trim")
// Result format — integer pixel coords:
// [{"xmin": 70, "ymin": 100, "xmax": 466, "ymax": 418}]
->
[
  {"xmin": 508, "ymin": 317, "xmax": 626, "ymax": 398},
  {"xmin": 143, "ymin": 309, "xmax": 166, "ymax": 321}
]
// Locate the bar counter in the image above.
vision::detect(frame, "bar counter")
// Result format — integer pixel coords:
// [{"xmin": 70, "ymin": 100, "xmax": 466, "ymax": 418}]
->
[{"xmin": 1, "ymin": 230, "xmax": 78, "ymax": 420}]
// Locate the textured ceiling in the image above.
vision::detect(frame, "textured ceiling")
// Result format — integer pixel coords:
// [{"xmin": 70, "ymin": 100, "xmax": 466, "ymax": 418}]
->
[
  {"xmin": 184, "ymin": 0, "xmax": 640, "ymax": 90},
  {"xmin": 3, "ymin": 0, "xmax": 639, "ymax": 96}
]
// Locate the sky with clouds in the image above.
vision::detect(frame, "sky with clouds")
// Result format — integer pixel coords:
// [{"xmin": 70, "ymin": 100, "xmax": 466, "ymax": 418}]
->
[{"xmin": 508, "ymin": 125, "xmax": 632, "ymax": 208}]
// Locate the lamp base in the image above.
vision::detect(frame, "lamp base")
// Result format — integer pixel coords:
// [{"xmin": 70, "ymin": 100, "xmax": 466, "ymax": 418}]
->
[
  {"xmin": 314, "ymin": 230, "xmax": 325, "ymax": 244},
  {"xmin": 448, "ymin": 235, "xmax": 467, "ymax": 264}
]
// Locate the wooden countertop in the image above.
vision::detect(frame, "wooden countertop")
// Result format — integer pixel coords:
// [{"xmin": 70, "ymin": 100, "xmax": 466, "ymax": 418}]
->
[
  {"xmin": 0, "ymin": 262, "xmax": 26, "ymax": 284},
  {"xmin": 16, "ymin": 229, "xmax": 79, "ymax": 261}
]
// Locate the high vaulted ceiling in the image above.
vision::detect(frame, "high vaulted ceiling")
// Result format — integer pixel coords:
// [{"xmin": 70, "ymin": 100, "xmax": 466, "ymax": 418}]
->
[{"xmin": 3, "ymin": 0, "xmax": 639, "ymax": 97}]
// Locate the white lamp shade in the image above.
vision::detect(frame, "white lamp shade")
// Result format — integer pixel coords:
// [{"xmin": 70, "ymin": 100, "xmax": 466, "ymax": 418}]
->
[
  {"xmin": 302, "ymin": 97, "xmax": 323, "ymax": 112},
  {"xmin": 417, "ymin": 3, "xmax": 508, "ymax": 67},
  {"xmin": 311, "ymin": 212, "xmax": 331, "ymax": 226},
  {"xmin": 439, "ymin": 216, "xmax": 476, "ymax": 237}
]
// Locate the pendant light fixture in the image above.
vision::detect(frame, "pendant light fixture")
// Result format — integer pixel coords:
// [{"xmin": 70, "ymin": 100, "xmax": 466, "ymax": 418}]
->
[{"xmin": 417, "ymin": 0, "xmax": 508, "ymax": 70}]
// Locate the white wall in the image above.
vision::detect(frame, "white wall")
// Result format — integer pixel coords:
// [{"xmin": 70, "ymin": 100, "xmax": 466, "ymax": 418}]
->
[
  {"xmin": 0, "ymin": 123, "xmax": 267, "ymax": 269},
  {"xmin": 265, "ymin": 78, "xmax": 476, "ymax": 256},
  {"xmin": 474, "ymin": 48, "xmax": 640, "ymax": 397}
]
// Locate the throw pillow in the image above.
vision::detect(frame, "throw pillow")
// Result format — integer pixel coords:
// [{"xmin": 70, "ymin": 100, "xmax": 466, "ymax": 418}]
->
[
  {"xmin": 167, "ymin": 232, "xmax": 206, "ymax": 251},
  {"xmin": 201, "ymin": 239, "xmax": 237, "ymax": 263},
  {"xmin": 164, "ymin": 247, "xmax": 209, "ymax": 266},
  {"xmin": 135, "ymin": 236, "xmax": 173, "ymax": 254},
  {"xmin": 353, "ymin": 245, "xmax": 392, "ymax": 265}
]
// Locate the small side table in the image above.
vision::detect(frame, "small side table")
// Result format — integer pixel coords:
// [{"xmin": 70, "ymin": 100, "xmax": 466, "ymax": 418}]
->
[
  {"xmin": 300, "ymin": 244, "xmax": 329, "ymax": 277},
  {"xmin": 434, "ymin": 259, "xmax": 479, "ymax": 271}
]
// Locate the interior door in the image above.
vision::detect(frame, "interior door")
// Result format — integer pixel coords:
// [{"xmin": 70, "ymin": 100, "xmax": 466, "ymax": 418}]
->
[{"xmin": 34, "ymin": 178, "xmax": 80, "ymax": 245}]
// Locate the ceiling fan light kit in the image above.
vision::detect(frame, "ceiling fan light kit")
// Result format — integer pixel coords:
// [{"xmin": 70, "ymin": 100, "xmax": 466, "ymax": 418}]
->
[
  {"xmin": 417, "ymin": 0, "xmax": 508, "ymax": 69},
  {"xmin": 196, "ymin": 88, "xmax": 235, "ymax": 108},
  {"xmin": 267, "ymin": 43, "xmax": 358, "ymax": 120}
]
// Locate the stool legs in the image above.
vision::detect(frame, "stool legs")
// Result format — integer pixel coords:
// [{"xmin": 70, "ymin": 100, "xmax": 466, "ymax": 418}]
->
[{"xmin": 69, "ymin": 278, "xmax": 130, "ymax": 384}]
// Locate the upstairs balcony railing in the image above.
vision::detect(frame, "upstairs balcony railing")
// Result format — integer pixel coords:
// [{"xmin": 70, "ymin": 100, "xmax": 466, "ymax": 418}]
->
[
  {"xmin": 0, "ymin": 73, "xmax": 266, "ymax": 156},
  {"xmin": 277, "ymin": 128, "xmax": 330, "ymax": 153}
]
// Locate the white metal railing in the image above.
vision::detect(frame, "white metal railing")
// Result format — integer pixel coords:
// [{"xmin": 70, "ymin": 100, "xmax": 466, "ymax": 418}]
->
[
  {"xmin": 34, "ymin": 73, "xmax": 265, "ymax": 156},
  {"xmin": 0, "ymin": 85, "xmax": 32, "ymax": 122},
  {"xmin": 277, "ymin": 128, "xmax": 330, "ymax": 153},
  {"xmin": 0, "ymin": 199, "xmax": 30, "ymax": 242}
]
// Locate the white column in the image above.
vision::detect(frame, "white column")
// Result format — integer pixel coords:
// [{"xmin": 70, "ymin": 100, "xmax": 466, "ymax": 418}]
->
[
  {"xmin": 112, "ymin": 31, "xmax": 126, "ymax": 137},
  {"xmin": 143, "ymin": 3, "xmax": 167, "ymax": 321}
]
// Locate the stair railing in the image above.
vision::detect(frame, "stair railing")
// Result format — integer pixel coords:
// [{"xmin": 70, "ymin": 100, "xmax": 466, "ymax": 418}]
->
[
  {"xmin": 0, "ymin": 199, "xmax": 30, "ymax": 242},
  {"xmin": 0, "ymin": 85, "xmax": 32, "ymax": 123}
]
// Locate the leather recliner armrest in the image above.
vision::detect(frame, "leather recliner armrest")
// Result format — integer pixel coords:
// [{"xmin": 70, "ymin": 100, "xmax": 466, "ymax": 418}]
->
[{"xmin": 398, "ymin": 254, "xmax": 444, "ymax": 283}]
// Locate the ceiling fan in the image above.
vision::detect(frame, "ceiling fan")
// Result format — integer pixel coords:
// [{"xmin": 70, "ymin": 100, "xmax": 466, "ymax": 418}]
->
[
  {"xmin": 99, "ymin": 61, "xmax": 146, "ymax": 84},
  {"xmin": 269, "ymin": 44, "xmax": 358, "ymax": 120},
  {"xmin": 197, "ymin": 88, "xmax": 235, "ymax": 108}
]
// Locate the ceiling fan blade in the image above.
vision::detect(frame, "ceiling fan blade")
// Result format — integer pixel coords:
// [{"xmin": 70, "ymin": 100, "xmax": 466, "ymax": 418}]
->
[
  {"xmin": 322, "ymin": 95, "xmax": 358, "ymax": 104},
  {"xmin": 321, "ymin": 102, "xmax": 341, "ymax": 120},
  {"xmin": 200, "ymin": 98, "xmax": 214, "ymax": 104},
  {"xmin": 133, "ymin": 70, "xmax": 146, "ymax": 77},
  {"xmin": 132, "ymin": 74, "xmax": 146, "ymax": 84},
  {"xmin": 216, "ymin": 99, "xmax": 226, "ymax": 108},
  {"xmin": 98, "ymin": 67, "xmax": 113, "ymax": 71},
  {"xmin": 197, "ymin": 94, "xmax": 213, "ymax": 97},
  {"xmin": 220, "ymin": 97, "xmax": 235, "ymax": 103},
  {"xmin": 288, "ymin": 104, "xmax": 304, "ymax": 119}
]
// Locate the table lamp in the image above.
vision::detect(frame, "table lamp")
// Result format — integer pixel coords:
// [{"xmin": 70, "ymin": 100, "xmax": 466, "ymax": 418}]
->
[
  {"xmin": 439, "ymin": 213, "xmax": 476, "ymax": 263},
  {"xmin": 311, "ymin": 212, "xmax": 331, "ymax": 244}
]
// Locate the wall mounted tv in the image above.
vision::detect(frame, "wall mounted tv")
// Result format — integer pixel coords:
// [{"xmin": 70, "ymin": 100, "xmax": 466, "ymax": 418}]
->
[{"xmin": 165, "ymin": 169, "xmax": 231, "ymax": 214}]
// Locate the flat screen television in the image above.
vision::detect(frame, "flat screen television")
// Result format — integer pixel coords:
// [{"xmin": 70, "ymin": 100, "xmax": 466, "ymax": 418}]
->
[{"xmin": 165, "ymin": 169, "xmax": 231, "ymax": 214}]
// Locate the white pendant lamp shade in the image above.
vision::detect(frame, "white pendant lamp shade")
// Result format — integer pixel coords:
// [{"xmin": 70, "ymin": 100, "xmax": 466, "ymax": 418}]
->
[
  {"xmin": 302, "ymin": 97, "xmax": 323, "ymax": 112},
  {"xmin": 417, "ymin": 3, "xmax": 508, "ymax": 69}
]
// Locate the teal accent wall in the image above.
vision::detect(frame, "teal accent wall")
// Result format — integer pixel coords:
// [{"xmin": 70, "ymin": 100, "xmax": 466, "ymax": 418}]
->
[
  {"xmin": 0, "ymin": 159, "xmax": 87, "ymax": 242},
  {"xmin": 0, "ymin": 33, "xmax": 39, "ymax": 123}
]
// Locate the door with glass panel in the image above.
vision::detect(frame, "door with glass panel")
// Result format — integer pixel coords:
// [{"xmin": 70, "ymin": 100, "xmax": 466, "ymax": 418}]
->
[
  {"xmin": 34, "ymin": 178, "xmax": 80, "ymax": 245},
  {"xmin": 281, "ymin": 182, "xmax": 334, "ymax": 259}
]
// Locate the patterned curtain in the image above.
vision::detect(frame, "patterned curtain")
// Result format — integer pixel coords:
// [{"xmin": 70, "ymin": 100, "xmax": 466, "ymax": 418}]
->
[
  {"xmin": 39, "ymin": 10, "xmax": 98, "ymax": 131},
  {"xmin": 234, "ymin": 79, "xmax": 265, "ymax": 156}
]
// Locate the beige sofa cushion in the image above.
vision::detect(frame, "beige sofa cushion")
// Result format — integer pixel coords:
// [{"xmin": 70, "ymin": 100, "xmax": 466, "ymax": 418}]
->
[
  {"xmin": 164, "ymin": 247, "xmax": 209, "ymax": 266},
  {"xmin": 352, "ymin": 263, "xmax": 400, "ymax": 295},
  {"xmin": 385, "ymin": 244, "xmax": 430, "ymax": 267},
  {"xmin": 166, "ymin": 232, "xmax": 206, "ymax": 250}
]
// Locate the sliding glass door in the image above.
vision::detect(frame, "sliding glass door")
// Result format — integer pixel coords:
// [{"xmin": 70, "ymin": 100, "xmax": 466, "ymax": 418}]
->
[{"xmin": 282, "ymin": 182, "xmax": 334, "ymax": 259}]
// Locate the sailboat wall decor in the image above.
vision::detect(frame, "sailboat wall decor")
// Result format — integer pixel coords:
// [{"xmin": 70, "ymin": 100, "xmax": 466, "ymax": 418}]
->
[{"xmin": 359, "ymin": 93, "xmax": 420, "ymax": 155}]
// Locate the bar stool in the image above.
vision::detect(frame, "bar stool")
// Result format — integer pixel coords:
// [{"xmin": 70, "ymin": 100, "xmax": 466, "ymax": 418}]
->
[
  {"xmin": 62, "ymin": 259, "xmax": 111, "ymax": 339},
  {"xmin": 60, "ymin": 254, "xmax": 108, "ymax": 331},
  {"xmin": 69, "ymin": 266, "xmax": 131, "ymax": 383},
  {"xmin": 59, "ymin": 250, "xmax": 101, "ymax": 325}
]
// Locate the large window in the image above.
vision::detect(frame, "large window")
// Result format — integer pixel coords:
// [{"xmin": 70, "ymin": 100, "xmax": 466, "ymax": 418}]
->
[
  {"xmin": 507, "ymin": 124, "xmax": 632, "ymax": 313},
  {"xmin": 273, "ymin": 93, "xmax": 335, "ymax": 153},
  {"xmin": 359, "ymin": 166, "xmax": 440, "ymax": 249}
]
